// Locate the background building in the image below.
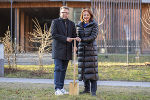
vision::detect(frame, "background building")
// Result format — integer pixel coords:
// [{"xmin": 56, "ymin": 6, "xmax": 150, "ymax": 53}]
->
[{"xmin": 0, "ymin": 0, "xmax": 149, "ymax": 54}]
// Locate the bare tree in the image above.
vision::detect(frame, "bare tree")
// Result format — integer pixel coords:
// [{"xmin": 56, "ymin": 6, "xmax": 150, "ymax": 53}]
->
[
  {"xmin": 28, "ymin": 18, "xmax": 52, "ymax": 71},
  {"xmin": 141, "ymin": 5, "xmax": 150, "ymax": 65},
  {"xmin": 93, "ymin": 7, "xmax": 107, "ymax": 56},
  {"xmin": 141, "ymin": 5, "xmax": 150, "ymax": 47},
  {"xmin": 1, "ymin": 26, "xmax": 15, "ymax": 69}
]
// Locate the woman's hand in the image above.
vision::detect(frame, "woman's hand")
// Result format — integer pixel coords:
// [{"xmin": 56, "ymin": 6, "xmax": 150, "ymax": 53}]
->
[{"xmin": 75, "ymin": 37, "xmax": 81, "ymax": 42}]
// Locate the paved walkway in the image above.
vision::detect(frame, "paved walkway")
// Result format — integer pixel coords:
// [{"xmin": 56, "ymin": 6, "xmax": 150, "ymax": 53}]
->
[{"xmin": 0, "ymin": 77, "xmax": 150, "ymax": 87}]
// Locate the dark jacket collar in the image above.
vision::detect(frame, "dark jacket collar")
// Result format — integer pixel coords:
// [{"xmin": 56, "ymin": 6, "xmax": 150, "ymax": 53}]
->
[
  {"xmin": 77, "ymin": 20, "xmax": 97, "ymax": 27},
  {"xmin": 59, "ymin": 17, "xmax": 69, "ymax": 22},
  {"xmin": 58, "ymin": 17, "xmax": 71, "ymax": 35}
]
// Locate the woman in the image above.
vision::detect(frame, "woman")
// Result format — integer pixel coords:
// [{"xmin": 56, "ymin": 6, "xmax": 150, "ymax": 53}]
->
[{"xmin": 76, "ymin": 8, "xmax": 99, "ymax": 96}]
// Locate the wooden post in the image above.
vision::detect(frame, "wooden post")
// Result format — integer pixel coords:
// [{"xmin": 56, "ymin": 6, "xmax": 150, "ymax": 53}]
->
[
  {"xmin": 25, "ymin": 15, "xmax": 29, "ymax": 52},
  {"xmin": 28, "ymin": 17, "xmax": 33, "ymax": 51},
  {"xmin": 20, "ymin": 11, "xmax": 25, "ymax": 52},
  {"xmin": 29, "ymin": 17, "xmax": 33, "ymax": 33}
]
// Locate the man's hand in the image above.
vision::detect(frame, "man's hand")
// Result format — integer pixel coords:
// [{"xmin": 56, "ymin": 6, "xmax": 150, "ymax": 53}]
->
[
  {"xmin": 73, "ymin": 47, "xmax": 77, "ymax": 52},
  {"xmin": 75, "ymin": 37, "xmax": 81, "ymax": 42},
  {"xmin": 67, "ymin": 37, "xmax": 73, "ymax": 42},
  {"xmin": 74, "ymin": 47, "xmax": 77, "ymax": 52},
  {"xmin": 67, "ymin": 37, "xmax": 81, "ymax": 42}
]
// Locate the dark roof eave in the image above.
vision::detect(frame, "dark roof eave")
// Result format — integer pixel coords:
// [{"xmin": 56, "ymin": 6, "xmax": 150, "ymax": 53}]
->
[
  {"xmin": 0, "ymin": 0, "xmax": 91, "ymax": 2},
  {"xmin": 0, "ymin": 0, "xmax": 150, "ymax": 3}
]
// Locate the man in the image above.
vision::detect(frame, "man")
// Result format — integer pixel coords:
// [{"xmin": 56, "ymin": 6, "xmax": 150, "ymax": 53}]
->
[{"xmin": 51, "ymin": 6, "xmax": 80, "ymax": 95}]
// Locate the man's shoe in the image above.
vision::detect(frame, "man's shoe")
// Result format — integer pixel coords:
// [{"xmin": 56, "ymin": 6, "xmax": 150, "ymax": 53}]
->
[
  {"xmin": 91, "ymin": 92, "xmax": 96, "ymax": 96},
  {"xmin": 80, "ymin": 90, "xmax": 90, "ymax": 94},
  {"xmin": 55, "ymin": 89, "xmax": 63, "ymax": 95},
  {"xmin": 61, "ymin": 88, "xmax": 69, "ymax": 94}
]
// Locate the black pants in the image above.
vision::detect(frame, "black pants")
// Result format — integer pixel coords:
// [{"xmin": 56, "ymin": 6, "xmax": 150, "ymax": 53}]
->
[
  {"xmin": 83, "ymin": 80, "xmax": 97, "ymax": 93},
  {"xmin": 54, "ymin": 59, "xmax": 69, "ymax": 90}
]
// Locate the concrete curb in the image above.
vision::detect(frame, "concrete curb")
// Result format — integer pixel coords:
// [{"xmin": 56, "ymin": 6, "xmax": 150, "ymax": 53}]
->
[{"xmin": 0, "ymin": 77, "xmax": 150, "ymax": 87}]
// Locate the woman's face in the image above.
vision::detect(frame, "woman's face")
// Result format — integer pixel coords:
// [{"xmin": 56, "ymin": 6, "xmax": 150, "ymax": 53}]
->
[{"xmin": 83, "ymin": 11, "xmax": 91, "ymax": 23}]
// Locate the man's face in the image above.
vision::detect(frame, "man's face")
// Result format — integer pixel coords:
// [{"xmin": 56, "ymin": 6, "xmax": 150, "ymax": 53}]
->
[{"xmin": 60, "ymin": 8, "xmax": 69, "ymax": 19}]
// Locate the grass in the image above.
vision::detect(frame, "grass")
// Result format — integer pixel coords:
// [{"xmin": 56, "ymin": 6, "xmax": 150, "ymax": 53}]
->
[
  {"xmin": 98, "ymin": 63, "xmax": 150, "ymax": 81},
  {"xmin": 4, "ymin": 62, "xmax": 150, "ymax": 82},
  {"xmin": 0, "ymin": 82, "xmax": 150, "ymax": 100},
  {"xmin": 98, "ymin": 54, "xmax": 150, "ymax": 63}
]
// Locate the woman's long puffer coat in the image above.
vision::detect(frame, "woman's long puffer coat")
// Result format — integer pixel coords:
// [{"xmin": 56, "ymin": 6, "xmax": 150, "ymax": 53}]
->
[{"xmin": 76, "ymin": 20, "xmax": 99, "ymax": 81}]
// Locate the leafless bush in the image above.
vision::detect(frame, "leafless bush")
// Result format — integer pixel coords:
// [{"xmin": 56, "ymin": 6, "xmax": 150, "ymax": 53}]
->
[{"xmin": 28, "ymin": 18, "xmax": 52, "ymax": 71}]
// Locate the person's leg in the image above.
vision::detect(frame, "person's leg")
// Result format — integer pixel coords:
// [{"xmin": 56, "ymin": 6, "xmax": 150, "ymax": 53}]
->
[
  {"xmin": 59, "ymin": 60, "xmax": 69, "ymax": 89},
  {"xmin": 80, "ymin": 79, "xmax": 90, "ymax": 94},
  {"xmin": 54, "ymin": 59, "xmax": 63, "ymax": 90},
  {"xmin": 90, "ymin": 80, "xmax": 97, "ymax": 96}
]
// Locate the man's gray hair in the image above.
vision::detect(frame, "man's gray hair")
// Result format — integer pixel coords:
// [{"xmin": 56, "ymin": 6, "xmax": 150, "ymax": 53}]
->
[{"xmin": 60, "ymin": 6, "xmax": 69, "ymax": 11}]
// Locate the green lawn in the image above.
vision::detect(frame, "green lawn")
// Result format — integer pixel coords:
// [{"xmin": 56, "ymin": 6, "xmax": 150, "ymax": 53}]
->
[
  {"xmin": 0, "ymin": 83, "xmax": 150, "ymax": 100},
  {"xmin": 4, "ymin": 62, "xmax": 150, "ymax": 82},
  {"xmin": 98, "ymin": 54, "xmax": 150, "ymax": 63}
]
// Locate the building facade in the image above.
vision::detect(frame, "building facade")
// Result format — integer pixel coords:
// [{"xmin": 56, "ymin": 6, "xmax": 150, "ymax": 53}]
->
[{"xmin": 0, "ymin": 0, "xmax": 149, "ymax": 54}]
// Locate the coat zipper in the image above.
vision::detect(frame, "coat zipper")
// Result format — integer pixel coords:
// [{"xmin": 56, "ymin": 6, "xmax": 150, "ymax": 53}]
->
[
  {"xmin": 83, "ymin": 27, "xmax": 85, "ymax": 80},
  {"xmin": 65, "ymin": 21, "xmax": 68, "ymax": 59}
]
